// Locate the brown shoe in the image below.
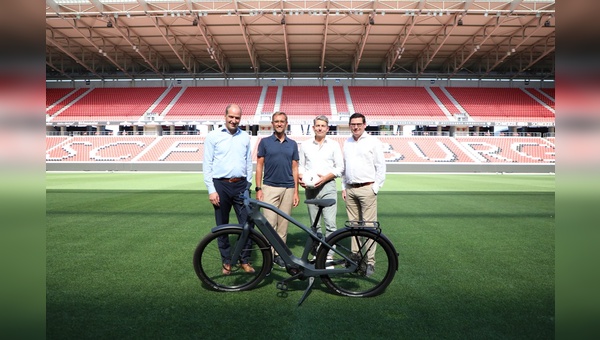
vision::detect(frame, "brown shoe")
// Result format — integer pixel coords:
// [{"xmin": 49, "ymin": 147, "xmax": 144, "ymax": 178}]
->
[
  {"xmin": 240, "ymin": 263, "xmax": 255, "ymax": 273},
  {"xmin": 222, "ymin": 263, "xmax": 232, "ymax": 275}
]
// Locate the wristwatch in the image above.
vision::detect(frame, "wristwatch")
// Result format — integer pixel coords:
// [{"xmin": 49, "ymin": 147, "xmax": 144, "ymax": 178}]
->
[{"xmin": 255, "ymin": 186, "xmax": 262, "ymax": 192}]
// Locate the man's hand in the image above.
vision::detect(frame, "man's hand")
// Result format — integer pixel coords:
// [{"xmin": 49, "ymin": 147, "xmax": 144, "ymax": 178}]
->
[
  {"xmin": 298, "ymin": 174, "xmax": 306, "ymax": 188},
  {"xmin": 209, "ymin": 192, "xmax": 220, "ymax": 206}
]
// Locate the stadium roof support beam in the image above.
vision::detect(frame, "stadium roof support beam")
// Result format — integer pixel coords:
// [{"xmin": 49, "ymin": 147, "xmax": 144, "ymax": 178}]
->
[
  {"xmin": 282, "ymin": 17, "xmax": 291, "ymax": 77},
  {"xmin": 88, "ymin": 0, "xmax": 105, "ymax": 14},
  {"xmin": 46, "ymin": 36, "xmax": 103, "ymax": 79},
  {"xmin": 481, "ymin": 16, "xmax": 545, "ymax": 77},
  {"xmin": 512, "ymin": 34, "xmax": 555, "ymax": 79},
  {"xmin": 352, "ymin": 17, "xmax": 373, "ymax": 75},
  {"xmin": 183, "ymin": 0, "xmax": 227, "ymax": 74},
  {"xmin": 509, "ymin": 0, "xmax": 525, "ymax": 13},
  {"xmin": 416, "ymin": 20, "xmax": 458, "ymax": 77},
  {"xmin": 46, "ymin": 59, "xmax": 74, "ymax": 81},
  {"xmin": 44, "ymin": 0, "xmax": 555, "ymax": 81},
  {"xmin": 234, "ymin": 1, "xmax": 259, "ymax": 76},
  {"xmin": 447, "ymin": 16, "xmax": 505, "ymax": 77},
  {"xmin": 385, "ymin": 15, "xmax": 417, "ymax": 76},
  {"xmin": 55, "ymin": 18, "xmax": 134, "ymax": 78},
  {"xmin": 46, "ymin": 0, "xmax": 61, "ymax": 14},
  {"xmin": 137, "ymin": 0, "xmax": 195, "ymax": 74},
  {"xmin": 111, "ymin": 21, "xmax": 164, "ymax": 77},
  {"xmin": 319, "ymin": 11, "xmax": 330, "ymax": 79},
  {"xmin": 152, "ymin": 18, "xmax": 194, "ymax": 74},
  {"xmin": 462, "ymin": 0, "xmax": 476, "ymax": 11},
  {"xmin": 195, "ymin": 17, "xmax": 227, "ymax": 75}
]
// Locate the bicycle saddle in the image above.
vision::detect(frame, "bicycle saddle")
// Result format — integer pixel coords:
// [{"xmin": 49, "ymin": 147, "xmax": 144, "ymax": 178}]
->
[{"xmin": 304, "ymin": 198, "xmax": 336, "ymax": 207}]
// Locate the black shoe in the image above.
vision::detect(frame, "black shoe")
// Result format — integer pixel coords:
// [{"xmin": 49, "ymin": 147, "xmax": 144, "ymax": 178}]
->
[{"xmin": 273, "ymin": 255, "xmax": 285, "ymax": 268}]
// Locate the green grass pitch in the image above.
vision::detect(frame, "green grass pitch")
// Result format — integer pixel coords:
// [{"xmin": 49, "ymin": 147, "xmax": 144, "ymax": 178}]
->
[{"xmin": 46, "ymin": 172, "xmax": 554, "ymax": 339}]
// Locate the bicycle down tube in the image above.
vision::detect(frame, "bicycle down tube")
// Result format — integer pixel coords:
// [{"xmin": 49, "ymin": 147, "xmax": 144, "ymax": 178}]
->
[{"xmin": 226, "ymin": 196, "xmax": 355, "ymax": 277}]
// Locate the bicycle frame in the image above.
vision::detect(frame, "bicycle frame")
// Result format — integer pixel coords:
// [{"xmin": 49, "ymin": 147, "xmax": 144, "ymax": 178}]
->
[
  {"xmin": 197, "ymin": 189, "xmax": 398, "ymax": 305},
  {"xmin": 217, "ymin": 191, "xmax": 360, "ymax": 278}
]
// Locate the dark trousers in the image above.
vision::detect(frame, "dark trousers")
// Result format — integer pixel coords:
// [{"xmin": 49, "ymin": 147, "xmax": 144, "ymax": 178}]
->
[{"xmin": 212, "ymin": 179, "xmax": 252, "ymax": 264}]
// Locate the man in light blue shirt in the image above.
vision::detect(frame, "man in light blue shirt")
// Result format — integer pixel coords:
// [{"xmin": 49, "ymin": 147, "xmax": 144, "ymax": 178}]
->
[{"xmin": 203, "ymin": 103, "xmax": 254, "ymax": 274}]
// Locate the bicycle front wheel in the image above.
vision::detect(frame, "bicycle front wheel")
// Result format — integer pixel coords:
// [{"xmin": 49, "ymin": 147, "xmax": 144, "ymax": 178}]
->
[
  {"xmin": 193, "ymin": 228, "xmax": 272, "ymax": 292},
  {"xmin": 316, "ymin": 228, "xmax": 398, "ymax": 297}
]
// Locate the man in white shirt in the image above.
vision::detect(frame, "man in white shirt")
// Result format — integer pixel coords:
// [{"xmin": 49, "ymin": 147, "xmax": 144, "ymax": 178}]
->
[
  {"xmin": 341, "ymin": 113, "xmax": 386, "ymax": 276},
  {"xmin": 299, "ymin": 115, "xmax": 344, "ymax": 258}
]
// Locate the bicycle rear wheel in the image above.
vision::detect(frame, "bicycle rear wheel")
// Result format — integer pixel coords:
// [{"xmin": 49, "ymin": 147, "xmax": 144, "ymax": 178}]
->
[
  {"xmin": 193, "ymin": 228, "xmax": 272, "ymax": 292},
  {"xmin": 316, "ymin": 228, "xmax": 398, "ymax": 297}
]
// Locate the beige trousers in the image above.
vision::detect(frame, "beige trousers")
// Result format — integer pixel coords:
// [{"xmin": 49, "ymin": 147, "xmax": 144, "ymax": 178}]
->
[
  {"xmin": 262, "ymin": 184, "xmax": 295, "ymax": 256},
  {"xmin": 345, "ymin": 185, "xmax": 378, "ymax": 265}
]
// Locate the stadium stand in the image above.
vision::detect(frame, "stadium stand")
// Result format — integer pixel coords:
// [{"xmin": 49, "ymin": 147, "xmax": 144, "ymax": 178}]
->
[
  {"xmin": 164, "ymin": 86, "xmax": 262, "ymax": 121},
  {"xmin": 47, "ymin": 135, "xmax": 554, "ymax": 164},
  {"xmin": 540, "ymin": 88, "xmax": 555, "ymax": 99},
  {"xmin": 46, "ymin": 88, "xmax": 88, "ymax": 116},
  {"xmin": 429, "ymin": 87, "xmax": 463, "ymax": 117},
  {"xmin": 46, "ymin": 136, "xmax": 157, "ymax": 162},
  {"xmin": 45, "ymin": 2, "xmax": 555, "ymax": 173},
  {"xmin": 454, "ymin": 136, "xmax": 555, "ymax": 163},
  {"xmin": 378, "ymin": 136, "xmax": 472, "ymax": 163},
  {"xmin": 46, "ymin": 86, "xmax": 556, "ymax": 125},
  {"xmin": 524, "ymin": 88, "xmax": 555, "ymax": 110},
  {"xmin": 46, "ymin": 88, "xmax": 75, "ymax": 107},
  {"xmin": 444, "ymin": 87, "xmax": 555, "ymax": 122},
  {"xmin": 46, "ymin": 135, "xmax": 69, "ymax": 151},
  {"xmin": 348, "ymin": 87, "xmax": 449, "ymax": 121},
  {"xmin": 151, "ymin": 87, "xmax": 181, "ymax": 116},
  {"xmin": 135, "ymin": 135, "xmax": 206, "ymax": 162},
  {"xmin": 278, "ymin": 86, "xmax": 332, "ymax": 120},
  {"xmin": 260, "ymin": 86, "xmax": 278, "ymax": 117},
  {"xmin": 333, "ymin": 86, "xmax": 350, "ymax": 115},
  {"xmin": 52, "ymin": 87, "xmax": 167, "ymax": 122}
]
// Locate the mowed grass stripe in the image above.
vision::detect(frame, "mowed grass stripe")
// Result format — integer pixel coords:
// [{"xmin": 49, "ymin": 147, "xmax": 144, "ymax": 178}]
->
[{"xmin": 46, "ymin": 173, "xmax": 554, "ymax": 339}]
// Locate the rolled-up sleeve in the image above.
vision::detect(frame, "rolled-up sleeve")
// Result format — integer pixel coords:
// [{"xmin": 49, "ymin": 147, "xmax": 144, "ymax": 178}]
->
[
  {"xmin": 373, "ymin": 139, "xmax": 386, "ymax": 194},
  {"xmin": 203, "ymin": 134, "xmax": 216, "ymax": 194}
]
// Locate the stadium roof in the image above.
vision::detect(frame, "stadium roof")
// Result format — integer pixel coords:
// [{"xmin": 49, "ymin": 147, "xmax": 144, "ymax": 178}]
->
[{"xmin": 46, "ymin": 0, "xmax": 555, "ymax": 81}]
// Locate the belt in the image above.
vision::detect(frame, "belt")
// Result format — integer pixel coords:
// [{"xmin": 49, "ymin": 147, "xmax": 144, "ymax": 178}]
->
[
  {"xmin": 216, "ymin": 177, "xmax": 246, "ymax": 183},
  {"xmin": 347, "ymin": 182, "xmax": 374, "ymax": 188}
]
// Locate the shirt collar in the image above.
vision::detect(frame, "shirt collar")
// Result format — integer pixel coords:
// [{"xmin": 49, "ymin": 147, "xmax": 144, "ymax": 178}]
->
[
  {"xmin": 311, "ymin": 136, "xmax": 329, "ymax": 145},
  {"xmin": 270, "ymin": 133, "xmax": 288, "ymax": 142},
  {"xmin": 352, "ymin": 132, "xmax": 367, "ymax": 141},
  {"xmin": 221, "ymin": 127, "xmax": 241, "ymax": 136}
]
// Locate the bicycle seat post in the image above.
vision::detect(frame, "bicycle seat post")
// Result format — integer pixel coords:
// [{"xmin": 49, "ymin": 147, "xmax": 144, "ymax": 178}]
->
[{"xmin": 299, "ymin": 206, "xmax": 323, "ymax": 262}]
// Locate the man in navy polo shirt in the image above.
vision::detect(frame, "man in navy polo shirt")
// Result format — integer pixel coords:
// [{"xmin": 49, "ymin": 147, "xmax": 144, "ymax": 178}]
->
[{"xmin": 255, "ymin": 112, "xmax": 299, "ymax": 267}]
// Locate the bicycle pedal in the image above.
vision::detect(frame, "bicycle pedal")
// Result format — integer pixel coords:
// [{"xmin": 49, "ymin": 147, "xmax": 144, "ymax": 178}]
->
[{"xmin": 276, "ymin": 281, "xmax": 288, "ymax": 291}]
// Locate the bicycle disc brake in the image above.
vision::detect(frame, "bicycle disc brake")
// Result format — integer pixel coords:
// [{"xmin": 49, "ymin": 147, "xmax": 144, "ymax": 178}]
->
[{"xmin": 348, "ymin": 252, "xmax": 368, "ymax": 275}]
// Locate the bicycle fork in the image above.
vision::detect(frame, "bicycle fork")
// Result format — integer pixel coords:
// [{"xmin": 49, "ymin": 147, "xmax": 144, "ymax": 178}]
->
[{"xmin": 227, "ymin": 222, "xmax": 254, "ymax": 266}]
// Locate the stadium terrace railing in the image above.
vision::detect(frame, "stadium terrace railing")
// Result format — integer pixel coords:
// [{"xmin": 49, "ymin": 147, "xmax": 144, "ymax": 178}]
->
[{"xmin": 46, "ymin": 130, "xmax": 552, "ymax": 138}]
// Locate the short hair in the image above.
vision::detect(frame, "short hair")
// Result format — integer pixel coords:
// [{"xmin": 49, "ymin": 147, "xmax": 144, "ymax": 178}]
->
[
  {"xmin": 313, "ymin": 115, "xmax": 329, "ymax": 125},
  {"xmin": 272, "ymin": 111, "xmax": 288, "ymax": 121},
  {"xmin": 225, "ymin": 103, "xmax": 241, "ymax": 115},
  {"xmin": 349, "ymin": 112, "xmax": 366, "ymax": 124}
]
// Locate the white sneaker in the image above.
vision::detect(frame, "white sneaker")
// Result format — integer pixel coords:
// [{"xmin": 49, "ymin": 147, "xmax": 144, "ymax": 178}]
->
[{"xmin": 366, "ymin": 264, "xmax": 375, "ymax": 277}]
